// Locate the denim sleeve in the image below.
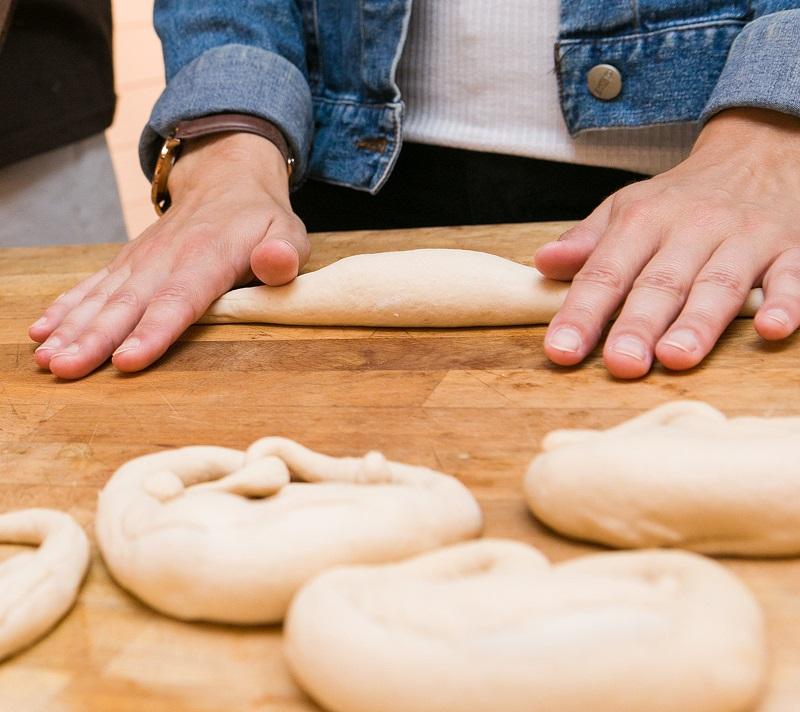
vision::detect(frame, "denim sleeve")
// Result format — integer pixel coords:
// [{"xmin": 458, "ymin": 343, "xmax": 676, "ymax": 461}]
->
[
  {"xmin": 701, "ymin": 8, "xmax": 800, "ymax": 123},
  {"xmin": 138, "ymin": 1, "xmax": 314, "ymax": 184}
]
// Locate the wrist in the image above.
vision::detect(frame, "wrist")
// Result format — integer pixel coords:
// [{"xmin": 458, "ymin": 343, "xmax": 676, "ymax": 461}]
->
[
  {"xmin": 693, "ymin": 108, "xmax": 800, "ymax": 159},
  {"xmin": 168, "ymin": 132, "xmax": 291, "ymax": 207}
]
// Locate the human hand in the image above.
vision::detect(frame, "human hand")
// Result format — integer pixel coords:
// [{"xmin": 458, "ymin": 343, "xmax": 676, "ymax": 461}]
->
[
  {"xmin": 535, "ymin": 108, "xmax": 800, "ymax": 378},
  {"xmin": 29, "ymin": 133, "xmax": 309, "ymax": 379}
]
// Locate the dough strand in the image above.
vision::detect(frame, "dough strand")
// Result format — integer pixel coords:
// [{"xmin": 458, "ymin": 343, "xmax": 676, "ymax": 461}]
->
[
  {"xmin": 525, "ymin": 400, "xmax": 800, "ymax": 556},
  {"xmin": 95, "ymin": 439, "xmax": 482, "ymax": 624},
  {"xmin": 201, "ymin": 249, "xmax": 763, "ymax": 327},
  {"xmin": 285, "ymin": 539, "xmax": 765, "ymax": 712},
  {"xmin": 0, "ymin": 509, "xmax": 90, "ymax": 661}
]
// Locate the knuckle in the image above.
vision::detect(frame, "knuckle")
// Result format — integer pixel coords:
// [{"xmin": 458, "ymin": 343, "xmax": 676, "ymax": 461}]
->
[
  {"xmin": 675, "ymin": 200, "xmax": 729, "ymax": 231},
  {"xmin": 557, "ymin": 226, "xmax": 579, "ymax": 242},
  {"xmin": 284, "ymin": 213, "xmax": 307, "ymax": 235},
  {"xmin": 47, "ymin": 322, "xmax": 76, "ymax": 342},
  {"xmin": 632, "ymin": 267, "xmax": 687, "ymax": 301},
  {"xmin": 695, "ymin": 266, "xmax": 746, "ymax": 296},
  {"xmin": 79, "ymin": 326, "xmax": 116, "ymax": 351},
  {"xmin": 82, "ymin": 286, "xmax": 112, "ymax": 307},
  {"xmin": 574, "ymin": 258, "xmax": 627, "ymax": 296},
  {"xmin": 558, "ymin": 224, "xmax": 595, "ymax": 243},
  {"xmin": 680, "ymin": 304, "xmax": 722, "ymax": 331},
  {"xmin": 149, "ymin": 283, "xmax": 199, "ymax": 320},
  {"xmin": 105, "ymin": 289, "xmax": 140, "ymax": 311},
  {"xmin": 684, "ymin": 206, "xmax": 720, "ymax": 230},
  {"xmin": 617, "ymin": 307, "xmax": 659, "ymax": 334},
  {"xmin": 613, "ymin": 197, "xmax": 656, "ymax": 227},
  {"xmin": 151, "ymin": 282, "xmax": 193, "ymax": 304},
  {"xmin": 612, "ymin": 182, "xmax": 647, "ymax": 205},
  {"xmin": 736, "ymin": 210, "xmax": 766, "ymax": 237},
  {"xmin": 557, "ymin": 301, "xmax": 605, "ymax": 338},
  {"xmin": 780, "ymin": 266, "xmax": 800, "ymax": 284}
]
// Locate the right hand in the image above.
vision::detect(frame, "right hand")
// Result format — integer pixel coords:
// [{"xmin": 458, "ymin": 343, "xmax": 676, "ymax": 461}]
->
[{"xmin": 29, "ymin": 132, "xmax": 310, "ymax": 379}]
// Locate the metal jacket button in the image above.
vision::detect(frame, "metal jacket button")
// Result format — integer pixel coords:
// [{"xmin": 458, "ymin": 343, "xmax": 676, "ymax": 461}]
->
[{"xmin": 587, "ymin": 64, "xmax": 622, "ymax": 100}]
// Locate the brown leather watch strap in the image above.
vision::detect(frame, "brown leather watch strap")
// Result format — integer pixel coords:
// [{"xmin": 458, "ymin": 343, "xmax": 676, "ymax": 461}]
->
[{"xmin": 151, "ymin": 113, "xmax": 295, "ymax": 216}]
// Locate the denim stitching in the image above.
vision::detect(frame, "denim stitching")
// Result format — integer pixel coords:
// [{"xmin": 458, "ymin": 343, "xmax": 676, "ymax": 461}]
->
[{"xmin": 558, "ymin": 18, "xmax": 745, "ymax": 45}]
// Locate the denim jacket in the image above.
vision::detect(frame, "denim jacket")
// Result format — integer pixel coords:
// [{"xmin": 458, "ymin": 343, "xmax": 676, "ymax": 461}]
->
[{"xmin": 141, "ymin": 1, "xmax": 800, "ymax": 194}]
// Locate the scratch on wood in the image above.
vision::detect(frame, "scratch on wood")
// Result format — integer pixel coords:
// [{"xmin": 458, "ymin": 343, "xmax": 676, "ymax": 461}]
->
[
  {"xmin": 153, "ymin": 386, "xmax": 179, "ymax": 417},
  {"xmin": 87, "ymin": 420, "xmax": 100, "ymax": 446},
  {"xmin": 468, "ymin": 372, "xmax": 515, "ymax": 404},
  {"xmin": 430, "ymin": 446, "xmax": 446, "ymax": 473},
  {"xmin": 0, "ymin": 384, "xmax": 22, "ymax": 418}
]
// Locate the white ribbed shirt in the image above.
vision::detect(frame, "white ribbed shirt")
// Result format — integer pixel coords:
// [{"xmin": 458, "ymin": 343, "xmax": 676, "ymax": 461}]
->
[{"xmin": 396, "ymin": 0, "xmax": 698, "ymax": 175}]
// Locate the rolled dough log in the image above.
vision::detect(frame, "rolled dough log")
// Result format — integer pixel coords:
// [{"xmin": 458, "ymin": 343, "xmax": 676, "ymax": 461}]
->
[
  {"xmin": 0, "ymin": 509, "xmax": 90, "ymax": 661},
  {"xmin": 200, "ymin": 249, "xmax": 764, "ymax": 327},
  {"xmin": 285, "ymin": 539, "xmax": 765, "ymax": 712},
  {"xmin": 95, "ymin": 438, "xmax": 482, "ymax": 624},
  {"xmin": 525, "ymin": 400, "xmax": 800, "ymax": 556}
]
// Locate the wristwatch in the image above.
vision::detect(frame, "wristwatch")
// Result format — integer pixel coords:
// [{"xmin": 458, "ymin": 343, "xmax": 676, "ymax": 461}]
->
[{"xmin": 150, "ymin": 113, "xmax": 295, "ymax": 216}]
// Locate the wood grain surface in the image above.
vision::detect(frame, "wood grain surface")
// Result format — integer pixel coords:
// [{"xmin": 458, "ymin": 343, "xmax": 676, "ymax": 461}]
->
[{"xmin": 1, "ymin": 222, "xmax": 799, "ymax": 711}]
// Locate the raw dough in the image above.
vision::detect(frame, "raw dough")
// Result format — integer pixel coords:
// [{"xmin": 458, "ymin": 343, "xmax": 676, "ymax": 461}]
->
[
  {"xmin": 200, "ymin": 249, "xmax": 764, "ymax": 327},
  {"xmin": 285, "ymin": 539, "xmax": 765, "ymax": 712},
  {"xmin": 0, "ymin": 509, "xmax": 90, "ymax": 661},
  {"xmin": 525, "ymin": 400, "xmax": 800, "ymax": 556},
  {"xmin": 95, "ymin": 438, "xmax": 482, "ymax": 624}
]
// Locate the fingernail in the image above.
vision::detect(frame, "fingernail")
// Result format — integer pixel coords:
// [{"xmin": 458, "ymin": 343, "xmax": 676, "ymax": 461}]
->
[
  {"xmin": 765, "ymin": 309, "xmax": 790, "ymax": 326},
  {"xmin": 54, "ymin": 292, "xmax": 66, "ymax": 303},
  {"xmin": 113, "ymin": 337, "xmax": 140, "ymax": 356},
  {"xmin": 662, "ymin": 329, "xmax": 699, "ymax": 354},
  {"xmin": 50, "ymin": 343, "xmax": 81, "ymax": 359},
  {"xmin": 31, "ymin": 316, "xmax": 48, "ymax": 329},
  {"xmin": 612, "ymin": 336, "xmax": 647, "ymax": 361},
  {"xmin": 547, "ymin": 327, "xmax": 582, "ymax": 353},
  {"xmin": 35, "ymin": 336, "xmax": 61, "ymax": 353}
]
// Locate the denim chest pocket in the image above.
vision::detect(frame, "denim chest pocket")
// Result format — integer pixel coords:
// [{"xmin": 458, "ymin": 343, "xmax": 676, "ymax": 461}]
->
[
  {"xmin": 556, "ymin": 0, "xmax": 751, "ymax": 133},
  {"xmin": 636, "ymin": 1, "xmax": 750, "ymax": 29}
]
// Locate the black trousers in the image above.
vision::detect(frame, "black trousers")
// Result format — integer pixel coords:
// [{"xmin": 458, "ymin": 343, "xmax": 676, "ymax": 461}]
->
[{"xmin": 291, "ymin": 142, "xmax": 646, "ymax": 232}]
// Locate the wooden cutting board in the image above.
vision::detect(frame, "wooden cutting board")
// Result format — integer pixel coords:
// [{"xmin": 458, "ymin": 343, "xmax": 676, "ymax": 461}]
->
[{"xmin": 1, "ymin": 222, "xmax": 798, "ymax": 711}]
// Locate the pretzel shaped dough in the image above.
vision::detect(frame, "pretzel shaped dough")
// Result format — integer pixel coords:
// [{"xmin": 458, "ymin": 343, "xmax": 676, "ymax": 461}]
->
[
  {"xmin": 285, "ymin": 539, "xmax": 765, "ymax": 712},
  {"xmin": 0, "ymin": 509, "xmax": 89, "ymax": 661},
  {"xmin": 95, "ymin": 438, "xmax": 482, "ymax": 623},
  {"xmin": 201, "ymin": 248, "xmax": 763, "ymax": 327},
  {"xmin": 525, "ymin": 400, "xmax": 800, "ymax": 556}
]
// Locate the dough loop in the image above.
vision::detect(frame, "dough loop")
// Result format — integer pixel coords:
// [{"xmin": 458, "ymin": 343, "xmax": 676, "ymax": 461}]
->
[
  {"xmin": 525, "ymin": 400, "xmax": 800, "ymax": 556},
  {"xmin": 0, "ymin": 509, "xmax": 89, "ymax": 661},
  {"xmin": 285, "ymin": 539, "xmax": 765, "ymax": 712},
  {"xmin": 201, "ymin": 249, "xmax": 763, "ymax": 327},
  {"xmin": 95, "ymin": 438, "xmax": 482, "ymax": 623}
]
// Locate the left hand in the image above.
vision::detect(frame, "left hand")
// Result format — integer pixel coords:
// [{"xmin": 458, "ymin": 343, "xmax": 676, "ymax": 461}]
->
[{"xmin": 535, "ymin": 107, "xmax": 800, "ymax": 378}]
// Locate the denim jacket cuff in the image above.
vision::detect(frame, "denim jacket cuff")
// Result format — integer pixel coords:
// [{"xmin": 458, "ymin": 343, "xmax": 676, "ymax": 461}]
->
[
  {"xmin": 138, "ymin": 43, "xmax": 313, "ymax": 185},
  {"xmin": 701, "ymin": 10, "xmax": 800, "ymax": 124}
]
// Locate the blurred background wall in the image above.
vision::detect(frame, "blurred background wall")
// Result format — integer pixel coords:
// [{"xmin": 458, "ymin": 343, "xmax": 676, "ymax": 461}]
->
[{"xmin": 108, "ymin": 0, "xmax": 163, "ymax": 238}]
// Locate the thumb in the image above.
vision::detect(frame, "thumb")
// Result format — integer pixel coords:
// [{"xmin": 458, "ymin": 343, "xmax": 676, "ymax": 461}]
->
[
  {"xmin": 250, "ymin": 214, "xmax": 311, "ymax": 286},
  {"xmin": 534, "ymin": 195, "xmax": 613, "ymax": 280}
]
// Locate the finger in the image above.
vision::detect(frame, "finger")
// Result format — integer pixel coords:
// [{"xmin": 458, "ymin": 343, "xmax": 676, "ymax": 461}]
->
[
  {"xmin": 603, "ymin": 238, "xmax": 717, "ymax": 379},
  {"xmin": 544, "ymin": 206, "xmax": 658, "ymax": 366},
  {"xmin": 656, "ymin": 241, "xmax": 768, "ymax": 370},
  {"xmin": 534, "ymin": 195, "xmax": 613, "ymax": 280},
  {"xmin": 34, "ymin": 268, "xmax": 130, "ymax": 368},
  {"xmin": 46, "ymin": 277, "xmax": 152, "ymax": 380},
  {"xmin": 250, "ymin": 214, "xmax": 310, "ymax": 286},
  {"xmin": 754, "ymin": 247, "xmax": 800, "ymax": 340},
  {"xmin": 28, "ymin": 266, "xmax": 111, "ymax": 343},
  {"xmin": 111, "ymin": 268, "xmax": 227, "ymax": 372}
]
